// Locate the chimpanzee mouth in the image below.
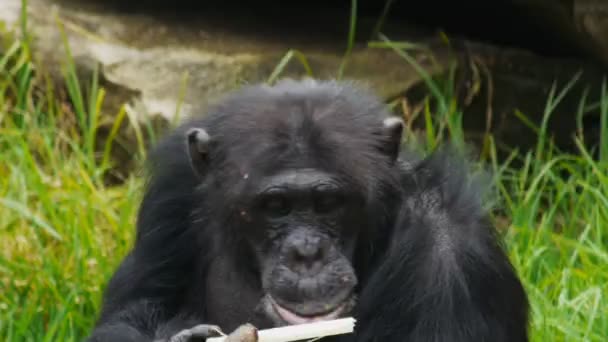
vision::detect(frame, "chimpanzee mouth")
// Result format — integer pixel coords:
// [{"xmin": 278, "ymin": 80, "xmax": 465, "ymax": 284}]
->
[{"xmin": 266, "ymin": 295, "xmax": 351, "ymax": 325}]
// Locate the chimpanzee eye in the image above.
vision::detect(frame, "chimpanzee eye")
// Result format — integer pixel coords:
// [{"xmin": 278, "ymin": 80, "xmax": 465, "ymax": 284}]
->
[
  {"xmin": 315, "ymin": 193, "xmax": 344, "ymax": 214},
  {"xmin": 261, "ymin": 195, "xmax": 291, "ymax": 217}
]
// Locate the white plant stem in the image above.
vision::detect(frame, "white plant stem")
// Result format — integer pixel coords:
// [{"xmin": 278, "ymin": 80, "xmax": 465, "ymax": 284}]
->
[{"xmin": 206, "ymin": 317, "xmax": 356, "ymax": 342}]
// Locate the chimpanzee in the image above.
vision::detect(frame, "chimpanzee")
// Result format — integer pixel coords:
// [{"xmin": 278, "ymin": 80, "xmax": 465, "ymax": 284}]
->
[{"xmin": 86, "ymin": 79, "xmax": 529, "ymax": 342}]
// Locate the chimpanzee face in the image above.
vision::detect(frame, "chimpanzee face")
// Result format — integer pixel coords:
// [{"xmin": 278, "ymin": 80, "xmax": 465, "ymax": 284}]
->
[
  {"xmin": 240, "ymin": 168, "xmax": 363, "ymax": 326},
  {"xmin": 183, "ymin": 84, "xmax": 405, "ymax": 327}
]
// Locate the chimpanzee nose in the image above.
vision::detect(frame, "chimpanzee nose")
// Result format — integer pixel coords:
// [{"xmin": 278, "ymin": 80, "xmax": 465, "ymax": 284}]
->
[{"xmin": 284, "ymin": 231, "xmax": 328, "ymax": 274}]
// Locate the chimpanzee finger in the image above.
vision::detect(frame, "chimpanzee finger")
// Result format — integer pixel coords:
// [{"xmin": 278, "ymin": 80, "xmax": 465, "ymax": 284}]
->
[
  {"xmin": 224, "ymin": 324, "xmax": 258, "ymax": 342},
  {"xmin": 167, "ymin": 324, "xmax": 223, "ymax": 342}
]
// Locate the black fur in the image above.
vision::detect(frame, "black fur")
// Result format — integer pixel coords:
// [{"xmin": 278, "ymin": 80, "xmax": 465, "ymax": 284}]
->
[
  {"xmin": 348, "ymin": 149, "xmax": 529, "ymax": 341},
  {"xmin": 87, "ymin": 79, "xmax": 529, "ymax": 342}
]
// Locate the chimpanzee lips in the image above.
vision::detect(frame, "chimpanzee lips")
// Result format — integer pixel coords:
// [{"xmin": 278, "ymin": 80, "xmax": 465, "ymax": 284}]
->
[{"xmin": 268, "ymin": 295, "xmax": 349, "ymax": 325}]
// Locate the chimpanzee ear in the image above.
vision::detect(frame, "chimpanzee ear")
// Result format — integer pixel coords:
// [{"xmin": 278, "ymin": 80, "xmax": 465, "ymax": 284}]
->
[
  {"xmin": 186, "ymin": 127, "xmax": 212, "ymax": 178},
  {"xmin": 380, "ymin": 116, "xmax": 404, "ymax": 163}
]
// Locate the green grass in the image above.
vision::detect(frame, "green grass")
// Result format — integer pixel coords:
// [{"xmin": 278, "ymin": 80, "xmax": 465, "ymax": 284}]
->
[{"xmin": 1, "ymin": 4, "xmax": 607, "ymax": 342}]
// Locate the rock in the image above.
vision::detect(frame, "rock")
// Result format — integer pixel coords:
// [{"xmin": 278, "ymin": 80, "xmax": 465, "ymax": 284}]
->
[
  {"xmin": 0, "ymin": 0, "xmax": 605, "ymax": 180},
  {"xmin": 0, "ymin": 0, "xmax": 449, "ymax": 182},
  {"xmin": 506, "ymin": 0, "xmax": 608, "ymax": 66},
  {"xmin": 0, "ymin": 0, "xmax": 448, "ymax": 124},
  {"xmin": 574, "ymin": 0, "xmax": 608, "ymax": 65}
]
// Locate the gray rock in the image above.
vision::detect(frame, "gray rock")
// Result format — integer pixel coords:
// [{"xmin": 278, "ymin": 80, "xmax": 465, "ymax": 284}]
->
[
  {"xmin": 1, "ymin": 0, "xmax": 605, "ymax": 177},
  {"xmin": 0, "ymin": 0, "xmax": 448, "ymax": 124},
  {"xmin": 574, "ymin": 0, "xmax": 608, "ymax": 65},
  {"xmin": 511, "ymin": 0, "xmax": 608, "ymax": 65}
]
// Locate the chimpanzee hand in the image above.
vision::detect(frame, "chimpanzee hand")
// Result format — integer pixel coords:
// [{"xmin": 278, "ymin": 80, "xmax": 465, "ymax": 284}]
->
[{"xmin": 166, "ymin": 323, "xmax": 258, "ymax": 342}]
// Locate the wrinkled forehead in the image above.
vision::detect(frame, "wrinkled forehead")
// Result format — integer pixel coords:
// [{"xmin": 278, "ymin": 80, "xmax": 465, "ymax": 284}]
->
[{"xmin": 254, "ymin": 168, "xmax": 343, "ymax": 193}]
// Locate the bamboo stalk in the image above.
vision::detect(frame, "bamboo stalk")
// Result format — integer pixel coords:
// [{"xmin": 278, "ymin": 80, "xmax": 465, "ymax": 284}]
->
[{"xmin": 206, "ymin": 317, "xmax": 356, "ymax": 342}]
